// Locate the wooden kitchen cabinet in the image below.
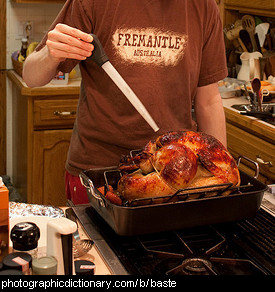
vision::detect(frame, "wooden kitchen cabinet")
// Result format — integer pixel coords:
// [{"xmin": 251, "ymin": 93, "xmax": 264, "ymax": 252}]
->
[
  {"xmin": 8, "ymin": 71, "xmax": 80, "ymax": 206},
  {"xmin": 32, "ymin": 129, "xmax": 72, "ymax": 206},
  {"xmin": 224, "ymin": 0, "xmax": 275, "ymax": 19},
  {"xmin": 225, "ymin": 0, "xmax": 275, "ymax": 10},
  {"xmin": 224, "ymin": 107, "xmax": 275, "ymax": 184}
]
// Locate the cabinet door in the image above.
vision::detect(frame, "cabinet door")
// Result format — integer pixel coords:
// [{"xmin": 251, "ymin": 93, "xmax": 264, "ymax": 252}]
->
[
  {"xmin": 225, "ymin": 0, "xmax": 275, "ymax": 9},
  {"xmin": 31, "ymin": 129, "xmax": 72, "ymax": 206},
  {"xmin": 226, "ymin": 123, "xmax": 275, "ymax": 184}
]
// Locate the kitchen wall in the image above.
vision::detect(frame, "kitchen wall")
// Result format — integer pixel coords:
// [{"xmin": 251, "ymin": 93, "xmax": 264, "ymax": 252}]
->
[
  {"xmin": 6, "ymin": 0, "xmax": 63, "ymax": 177},
  {"xmin": 6, "ymin": 0, "xmax": 63, "ymax": 68}
]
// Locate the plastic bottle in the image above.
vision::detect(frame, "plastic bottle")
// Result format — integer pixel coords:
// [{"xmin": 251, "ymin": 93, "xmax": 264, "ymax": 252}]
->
[{"xmin": 20, "ymin": 38, "xmax": 28, "ymax": 58}]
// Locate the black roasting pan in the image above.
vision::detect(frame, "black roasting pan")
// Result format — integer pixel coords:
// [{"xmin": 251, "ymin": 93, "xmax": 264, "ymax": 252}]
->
[{"xmin": 79, "ymin": 157, "xmax": 268, "ymax": 236}]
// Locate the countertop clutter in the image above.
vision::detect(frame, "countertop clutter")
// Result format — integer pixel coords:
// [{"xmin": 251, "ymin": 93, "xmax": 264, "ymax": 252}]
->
[{"xmin": 0, "ymin": 202, "xmax": 111, "ymax": 275}]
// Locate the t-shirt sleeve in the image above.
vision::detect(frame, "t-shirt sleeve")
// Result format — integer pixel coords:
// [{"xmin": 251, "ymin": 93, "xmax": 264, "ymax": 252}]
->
[
  {"xmin": 35, "ymin": 0, "xmax": 93, "ymax": 73},
  {"xmin": 198, "ymin": 0, "xmax": 227, "ymax": 87}
]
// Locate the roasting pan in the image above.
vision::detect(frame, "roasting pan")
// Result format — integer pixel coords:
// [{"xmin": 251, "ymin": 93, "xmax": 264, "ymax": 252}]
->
[{"xmin": 80, "ymin": 156, "xmax": 268, "ymax": 236}]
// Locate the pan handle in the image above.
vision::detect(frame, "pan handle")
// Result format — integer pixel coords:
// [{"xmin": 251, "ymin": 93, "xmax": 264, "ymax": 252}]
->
[
  {"xmin": 79, "ymin": 172, "xmax": 106, "ymax": 207},
  {"xmin": 237, "ymin": 155, "xmax": 259, "ymax": 179}
]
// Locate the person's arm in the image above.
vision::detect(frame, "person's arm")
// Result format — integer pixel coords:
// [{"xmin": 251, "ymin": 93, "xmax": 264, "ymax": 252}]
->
[
  {"xmin": 194, "ymin": 82, "xmax": 227, "ymax": 148},
  {"xmin": 23, "ymin": 24, "xmax": 94, "ymax": 88}
]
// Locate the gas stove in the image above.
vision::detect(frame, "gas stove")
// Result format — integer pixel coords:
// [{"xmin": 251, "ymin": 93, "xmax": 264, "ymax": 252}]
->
[{"xmin": 73, "ymin": 204, "xmax": 274, "ymax": 275}]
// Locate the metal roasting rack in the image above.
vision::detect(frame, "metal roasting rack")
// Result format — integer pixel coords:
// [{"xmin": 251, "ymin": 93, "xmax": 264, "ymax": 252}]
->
[{"xmin": 101, "ymin": 168, "xmax": 254, "ymax": 207}]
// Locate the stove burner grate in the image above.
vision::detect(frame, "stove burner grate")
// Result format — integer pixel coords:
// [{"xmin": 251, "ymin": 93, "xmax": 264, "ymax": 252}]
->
[{"xmin": 135, "ymin": 225, "xmax": 268, "ymax": 275}]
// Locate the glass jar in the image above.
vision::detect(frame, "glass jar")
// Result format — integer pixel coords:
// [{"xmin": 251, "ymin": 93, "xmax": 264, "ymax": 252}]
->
[
  {"xmin": 32, "ymin": 256, "xmax": 57, "ymax": 275},
  {"xmin": 10, "ymin": 222, "xmax": 40, "ymax": 259}
]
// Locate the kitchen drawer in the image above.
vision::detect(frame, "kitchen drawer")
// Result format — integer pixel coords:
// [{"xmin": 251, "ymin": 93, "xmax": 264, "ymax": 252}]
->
[
  {"xmin": 33, "ymin": 98, "xmax": 78, "ymax": 129},
  {"xmin": 226, "ymin": 123, "xmax": 275, "ymax": 183},
  {"xmin": 224, "ymin": 0, "xmax": 275, "ymax": 9}
]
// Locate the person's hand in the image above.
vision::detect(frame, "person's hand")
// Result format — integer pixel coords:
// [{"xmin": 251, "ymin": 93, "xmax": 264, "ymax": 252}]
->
[{"xmin": 46, "ymin": 23, "xmax": 94, "ymax": 62}]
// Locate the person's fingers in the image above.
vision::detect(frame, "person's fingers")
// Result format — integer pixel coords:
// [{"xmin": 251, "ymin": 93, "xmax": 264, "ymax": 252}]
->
[
  {"xmin": 46, "ymin": 39, "xmax": 93, "ymax": 58},
  {"xmin": 46, "ymin": 23, "xmax": 94, "ymax": 61},
  {"xmin": 46, "ymin": 40, "xmax": 88, "ymax": 60},
  {"xmin": 55, "ymin": 23, "xmax": 93, "ymax": 43},
  {"xmin": 48, "ymin": 30, "xmax": 94, "ymax": 52}
]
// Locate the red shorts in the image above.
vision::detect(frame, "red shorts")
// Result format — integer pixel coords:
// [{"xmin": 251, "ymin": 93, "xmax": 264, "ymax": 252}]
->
[{"xmin": 65, "ymin": 171, "xmax": 89, "ymax": 205}]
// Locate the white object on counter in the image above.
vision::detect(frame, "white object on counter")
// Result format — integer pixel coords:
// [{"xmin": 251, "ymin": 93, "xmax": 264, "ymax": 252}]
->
[
  {"xmin": 47, "ymin": 217, "xmax": 77, "ymax": 275},
  {"xmin": 237, "ymin": 52, "xmax": 263, "ymax": 81},
  {"xmin": 268, "ymin": 184, "xmax": 275, "ymax": 194}
]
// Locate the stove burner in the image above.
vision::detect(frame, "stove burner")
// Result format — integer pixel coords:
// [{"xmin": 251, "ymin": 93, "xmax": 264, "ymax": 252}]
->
[
  {"xmin": 168, "ymin": 258, "xmax": 214, "ymax": 275},
  {"xmin": 183, "ymin": 258, "xmax": 212, "ymax": 273}
]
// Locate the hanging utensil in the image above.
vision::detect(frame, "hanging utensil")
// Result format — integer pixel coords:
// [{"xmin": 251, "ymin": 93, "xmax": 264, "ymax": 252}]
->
[
  {"xmin": 242, "ymin": 15, "xmax": 258, "ymax": 52},
  {"xmin": 65, "ymin": 208, "xmax": 94, "ymax": 258},
  {"xmin": 239, "ymin": 29, "xmax": 253, "ymax": 52},
  {"xmin": 254, "ymin": 33, "xmax": 262, "ymax": 53},
  {"xmin": 251, "ymin": 78, "xmax": 263, "ymax": 112},
  {"xmin": 226, "ymin": 26, "xmax": 247, "ymax": 52},
  {"xmin": 255, "ymin": 22, "xmax": 270, "ymax": 48},
  {"xmin": 86, "ymin": 34, "xmax": 159, "ymax": 132}
]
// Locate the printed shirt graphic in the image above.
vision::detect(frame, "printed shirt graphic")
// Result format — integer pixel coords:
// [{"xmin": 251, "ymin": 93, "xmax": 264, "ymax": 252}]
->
[{"xmin": 112, "ymin": 28, "xmax": 188, "ymax": 66}]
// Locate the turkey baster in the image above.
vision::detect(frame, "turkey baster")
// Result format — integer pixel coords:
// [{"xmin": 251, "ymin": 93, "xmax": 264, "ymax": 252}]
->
[{"xmin": 86, "ymin": 34, "xmax": 159, "ymax": 133}]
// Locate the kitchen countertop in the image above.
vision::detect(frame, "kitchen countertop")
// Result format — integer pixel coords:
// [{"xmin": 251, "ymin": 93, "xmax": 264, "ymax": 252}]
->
[
  {"xmin": 222, "ymin": 95, "xmax": 274, "ymax": 128},
  {"xmin": 221, "ymin": 95, "xmax": 274, "ymax": 144},
  {"xmin": 7, "ymin": 70, "xmax": 81, "ymax": 96}
]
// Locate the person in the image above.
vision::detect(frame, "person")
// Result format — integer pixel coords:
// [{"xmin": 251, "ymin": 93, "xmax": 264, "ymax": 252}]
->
[{"xmin": 23, "ymin": 0, "xmax": 228, "ymax": 205}]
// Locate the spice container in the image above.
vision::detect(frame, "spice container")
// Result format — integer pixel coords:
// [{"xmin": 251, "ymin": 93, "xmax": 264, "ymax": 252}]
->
[
  {"xmin": 10, "ymin": 222, "xmax": 40, "ymax": 258},
  {"xmin": 74, "ymin": 260, "xmax": 95, "ymax": 275},
  {"xmin": 0, "ymin": 176, "xmax": 9, "ymax": 262},
  {"xmin": 2, "ymin": 252, "xmax": 32, "ymax": 275},
  {"xmin": 32, "ymin": 256, "xmax": 57, "ymax": 275}
]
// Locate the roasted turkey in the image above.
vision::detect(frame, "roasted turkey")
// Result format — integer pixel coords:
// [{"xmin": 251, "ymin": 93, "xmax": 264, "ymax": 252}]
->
[{"xmin": 117, "ymin": 131, "xmax": 240, "ymax": 202}]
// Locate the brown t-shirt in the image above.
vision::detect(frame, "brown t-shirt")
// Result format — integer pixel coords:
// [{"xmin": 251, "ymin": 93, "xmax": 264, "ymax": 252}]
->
[{"xmin": 36, "ymin": 0, "xmax": 227, "ymax": 175}]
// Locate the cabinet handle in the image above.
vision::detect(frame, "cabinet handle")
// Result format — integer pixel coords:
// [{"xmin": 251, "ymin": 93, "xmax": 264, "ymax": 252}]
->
[
  {"xmin": 54, "ymin": 110, "xmax": 76, "ymax": 117},
  {"xmin": 256, "ymin": 155, "xmax": 273, "ymax": 167}
]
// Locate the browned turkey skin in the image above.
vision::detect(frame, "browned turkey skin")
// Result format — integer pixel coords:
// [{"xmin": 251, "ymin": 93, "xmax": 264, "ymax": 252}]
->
[{"xmin": 117, "ymin": 131, "xmax": 240, "ymax": 202}]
